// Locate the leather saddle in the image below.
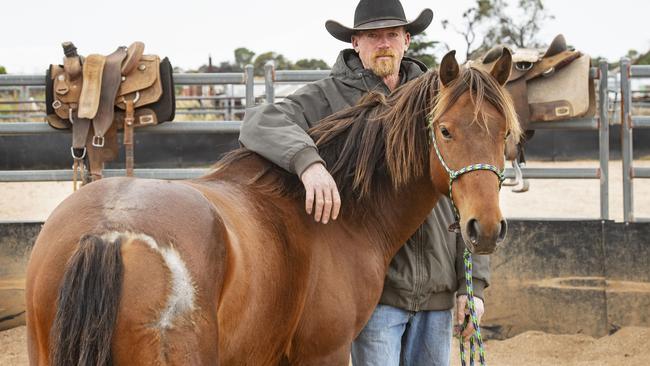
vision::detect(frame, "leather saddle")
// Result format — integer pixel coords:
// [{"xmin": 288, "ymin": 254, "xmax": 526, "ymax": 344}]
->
[
  {"xmin": 45, "ymin": 41, "xmax": 175, "ymax": 186},
  {"xmin": 471, "ymin": 34, "xmax": 596, "ymax": 161}
]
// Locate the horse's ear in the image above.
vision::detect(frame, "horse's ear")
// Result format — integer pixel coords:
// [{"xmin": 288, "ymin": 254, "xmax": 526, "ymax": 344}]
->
[
  {"xmin": 490, "ymin": 47, "xmax": 512, "ymax": 86},
  {"xmin": 439, "ymin": 50, "xmax": 460, "ymax": 87}
]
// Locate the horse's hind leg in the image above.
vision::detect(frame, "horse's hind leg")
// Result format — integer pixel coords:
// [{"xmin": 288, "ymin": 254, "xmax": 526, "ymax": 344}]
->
[{"xmin": 110, "ymin": 234, "xmax": 220, "ymax": 365}]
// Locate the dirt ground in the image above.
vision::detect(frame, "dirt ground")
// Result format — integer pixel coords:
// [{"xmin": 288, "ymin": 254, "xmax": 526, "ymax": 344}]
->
[
  {"xmin": 3, "ymin": 325, "xmax": 649, "ymax": 365},
  {"xmin": 1, "ymin": 160, "xmax": 649, "ymax": 365}
]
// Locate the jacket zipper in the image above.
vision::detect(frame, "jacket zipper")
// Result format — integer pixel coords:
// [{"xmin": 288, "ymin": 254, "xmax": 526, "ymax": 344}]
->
[{"xmin": 412, "ymin": 228, "xmax": 424, "ymax": 311}]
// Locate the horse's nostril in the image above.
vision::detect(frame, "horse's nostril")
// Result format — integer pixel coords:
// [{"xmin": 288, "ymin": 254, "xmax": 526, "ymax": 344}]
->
[
  {"xmin": 497, "ymin": 219, "xmax": 508, "ymax": 242},
  {"xmin": 467, "ymin": 218, "xmax": 480, "ymax": 245}
]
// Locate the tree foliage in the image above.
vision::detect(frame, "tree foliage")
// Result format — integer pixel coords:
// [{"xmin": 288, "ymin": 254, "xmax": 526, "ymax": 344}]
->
[
  {"xmin": 0, "ymin": 66, "xmax": 6, "ymax": 74},
  {"xmin": 293, "ymin": 58, "xmax": 329, "ymax": 70},
  {"xmin": 253, "ymin": 52, "xmax": 292, "ymax": 76},
  {"xmin": 406, "ymin": 32, "xmax": 439, "ymax": 68},
  {"xmin": 482, "ymin": 0, "xmax": 554, "ymax": 49},
  {"xmin": 630, "ymin": 49, "xmax": 650, "ymax": 65},
  {"xmin": 234, "ymin": 47, "xmax": 256, "ymax": 70},
  {"xmin": 441, "ymin": 0, "xmax": 494, "ymax": 61},
  {"xmin": 251, "ymin": 52, "xmax": 329, "ymax": 75},
  {"xmin": 442, "ymin": 0, "xmax": 554, "ymax": 61}
]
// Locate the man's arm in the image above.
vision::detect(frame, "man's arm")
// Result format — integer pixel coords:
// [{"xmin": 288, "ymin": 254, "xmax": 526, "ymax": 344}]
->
[
  {"xmin": 239, "ymin": 82, "xmax": 341, "ymax": 223},
  {"xmin": 240, "ymin": 83, "xmax": 331, "ymax": 175}
]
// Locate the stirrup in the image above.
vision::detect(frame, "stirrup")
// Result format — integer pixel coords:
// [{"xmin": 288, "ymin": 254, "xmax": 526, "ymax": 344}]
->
[{"xmin": 502, "ymin": 159, "xmax": 529, "ymax": 193}]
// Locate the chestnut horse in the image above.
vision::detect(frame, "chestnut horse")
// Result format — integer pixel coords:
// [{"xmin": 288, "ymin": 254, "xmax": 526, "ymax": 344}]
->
[{"xmin": 25, "ymin": 50, "xmax": 520, "ymax": 365}]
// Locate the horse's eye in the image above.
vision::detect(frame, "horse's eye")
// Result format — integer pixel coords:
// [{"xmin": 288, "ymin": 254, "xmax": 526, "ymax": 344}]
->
[{"xmin": 440, "ymin": 126, "xmax": 452, "ymax": 139}]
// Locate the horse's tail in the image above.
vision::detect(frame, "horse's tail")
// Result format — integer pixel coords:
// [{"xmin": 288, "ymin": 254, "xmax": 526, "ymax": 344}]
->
[{"xmin": 50, "ymin": 234, "xmax": 124, "ymax": 366}]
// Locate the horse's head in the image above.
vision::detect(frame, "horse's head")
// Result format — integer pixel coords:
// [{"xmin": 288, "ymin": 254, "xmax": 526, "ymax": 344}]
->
[{"xmin": 428, "ymin": 49, "xmax": 521, "ymax": 254}]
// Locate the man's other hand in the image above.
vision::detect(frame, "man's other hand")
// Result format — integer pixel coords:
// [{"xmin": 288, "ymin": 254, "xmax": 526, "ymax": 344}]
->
[
  {"xmin": 455, "ymin": 295, "xmax": 485, "ymax": 342},
  {"xmin": 300, "ymin": 163, "xmax": 341, "ymax": 224}
]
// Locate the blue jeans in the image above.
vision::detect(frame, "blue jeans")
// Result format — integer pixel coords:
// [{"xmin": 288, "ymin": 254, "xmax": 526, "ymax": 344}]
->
[{"xmin": 351, "ymin": 304, "xmax": 452, "ymax": 366}]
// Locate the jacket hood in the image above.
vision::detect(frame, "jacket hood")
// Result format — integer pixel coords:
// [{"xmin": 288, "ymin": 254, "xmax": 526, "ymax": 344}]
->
[{"xmin": 330, "ymin": 49, "xmax": 428, "ymax": 92}]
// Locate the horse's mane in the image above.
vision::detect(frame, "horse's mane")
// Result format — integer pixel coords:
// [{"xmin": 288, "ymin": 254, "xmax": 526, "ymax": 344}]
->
[{"xmin": 204, "ymin": 66, "xmax": 520, "ymax": 209}]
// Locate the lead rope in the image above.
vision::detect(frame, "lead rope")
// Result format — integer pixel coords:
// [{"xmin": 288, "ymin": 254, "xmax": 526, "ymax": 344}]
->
[
  {"xmin": 460, "ymin": 250, "xmax": 486, "ymax": 366},
  {"xmin": 428, "ymin": 118, "xmax": 507, "ymax": 366}
]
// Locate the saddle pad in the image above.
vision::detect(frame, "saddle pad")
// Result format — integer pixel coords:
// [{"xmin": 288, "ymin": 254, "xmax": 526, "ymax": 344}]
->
[
  {"xmin": 528, "ymin": 54, "xmax": 591, "ymax": 122},
  {"xmin": 512, "ymin": 49, "xmax": 540, "ymax": 63}
]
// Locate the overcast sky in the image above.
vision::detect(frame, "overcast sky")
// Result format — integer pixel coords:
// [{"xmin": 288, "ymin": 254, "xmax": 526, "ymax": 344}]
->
[{"xmin": 2, "ymin": 0, "xmax": 648, "ymax": 74}]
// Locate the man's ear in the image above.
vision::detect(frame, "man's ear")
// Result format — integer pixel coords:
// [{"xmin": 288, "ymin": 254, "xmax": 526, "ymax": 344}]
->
[
  {"xmin": 351, "ymin": 35, "xmax": 359, "ymax": 52},
  {"xmin": 439, "ymin": 50, "xmax": 460, "ymax": 87}
]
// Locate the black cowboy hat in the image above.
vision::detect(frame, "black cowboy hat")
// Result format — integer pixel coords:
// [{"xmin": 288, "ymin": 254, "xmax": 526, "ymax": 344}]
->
[{"xmin": 325, "ymin": 0, "xmax": 433, "ymax": 43}]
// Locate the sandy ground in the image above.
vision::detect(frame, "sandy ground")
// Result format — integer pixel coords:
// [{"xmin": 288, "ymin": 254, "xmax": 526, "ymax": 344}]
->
[
  {"xmin": 1, "ymin": 160, "xmax": 649, "ymax": 222},
  {"xmin": 3, "ymin": 325, "xmax": 649, "ymax": 365},
  {"xmin": 1, "ymin": 160, "xmax": 649, "ymax": 365}
]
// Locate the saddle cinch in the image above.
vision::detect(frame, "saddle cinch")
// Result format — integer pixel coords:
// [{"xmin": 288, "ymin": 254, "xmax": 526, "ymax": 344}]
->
[
  {"xmin": 45, "ymin": 41, "xmax": 175, "ymax": 187},
  {"xmin": 471, "ymin": 34, "xmax": 596, "ymax": 160}
]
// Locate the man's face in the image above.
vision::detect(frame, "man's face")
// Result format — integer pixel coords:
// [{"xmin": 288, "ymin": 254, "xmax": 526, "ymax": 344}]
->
[{"xmin": 351, "ymin": 26, "xmax": 411, "ymax": 78}]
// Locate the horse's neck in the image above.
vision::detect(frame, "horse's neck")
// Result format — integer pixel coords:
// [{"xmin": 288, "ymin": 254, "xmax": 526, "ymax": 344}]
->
[{"xmin": 357, "ymin": 175, "xmax": 440, "ymax": 266}]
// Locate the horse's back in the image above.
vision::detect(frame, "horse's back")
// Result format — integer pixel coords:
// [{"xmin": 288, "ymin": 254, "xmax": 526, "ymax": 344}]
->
[{"xmin": 26, "ymin": 177, "xmax": 227, "ymax": 365}]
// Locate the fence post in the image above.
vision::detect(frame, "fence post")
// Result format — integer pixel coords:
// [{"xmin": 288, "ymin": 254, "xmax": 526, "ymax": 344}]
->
[
  {"xmin": 264, "ymin": 61, "xmax": 275, "ymax": 104},
  {"xmin": 245, "ymin": 64, "xmax": 255, "ymax": 108},
  {"xmin": 598, "ymin": 61, "xmax": 609, "ymax": 220},
  {"xmin": 20, "ymin": 86, "xmax": 28, "ymax": 113},
  {"xmin": 620, "ymin": 58, "xmax": 633, "ymax": 223}
]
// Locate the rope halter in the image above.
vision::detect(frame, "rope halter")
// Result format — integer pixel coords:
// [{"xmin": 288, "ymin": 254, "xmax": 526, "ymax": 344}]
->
[{"xmin": 427, "ymin": 117, "xmax": 506, "ymax": 220}]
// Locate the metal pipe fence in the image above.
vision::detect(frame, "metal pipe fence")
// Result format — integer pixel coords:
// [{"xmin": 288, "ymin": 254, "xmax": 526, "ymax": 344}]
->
[
  {"xmin": 0, "ymin": 61, "xmax": 627, "ymax": 221},
  {"xmin": 620, "ymin": 59, "xmax": 650, "ymax": 222}
]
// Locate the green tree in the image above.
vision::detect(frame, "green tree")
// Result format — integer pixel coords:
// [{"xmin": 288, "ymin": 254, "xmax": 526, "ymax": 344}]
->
[
  {"xmin": 625, "ymin": 49, "xmax": 650, "ymax": 65},
  {"xmin": 635, "ymin": 51, "xmax": 650, "ymax": 65},
  {"xmin": 253, "ymin": 52, "xmax": 292, "ymax": 76},
  {"xmin": 481, "ymin": 0, "xmax": 554, "ymax": 50},
  {"xmin": 234, "ymin": 47, "xmax": 256, "ymax": 69},
  {"xmin": 441, "ymin": 0, "xmax": 496, "ymax": 60},
  {"xmin": 406, "ymin": 32, "xmax": 439, "ymax": 68},
  {"xmin": 216, "ymin": 61, "xmax": 239, "ymax": 72},
  {"xmin": 292, "ymin": 58, "xmax": 329, "ymax": 70},
  {"xmin": 0, "ymin": 66, "xmax": 6, "ymax": 74},
  {"xmin": 442, "ymin": 0, "xmax": 554, "ymax": 61}
]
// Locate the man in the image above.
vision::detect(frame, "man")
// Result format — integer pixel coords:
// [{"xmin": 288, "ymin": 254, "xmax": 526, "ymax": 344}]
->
[{"xmin": 240, "ymin": 1, "xmax": 489, "ymax": 365}]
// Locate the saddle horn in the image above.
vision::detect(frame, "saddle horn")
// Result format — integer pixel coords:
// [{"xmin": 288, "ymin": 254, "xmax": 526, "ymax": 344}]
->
[
  {"xmin": 543, "ymin": 34, "xmax": 567, "ymax": 58},
  {"xmin": 482, "ymin": 46, "xmax": 504, "ymax": 64}
]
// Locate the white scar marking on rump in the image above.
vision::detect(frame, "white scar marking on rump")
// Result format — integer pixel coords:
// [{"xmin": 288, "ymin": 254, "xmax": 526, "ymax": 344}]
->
[{"xmin": 100, "ymin": 231, "xmax": 196, "ymax": 329}]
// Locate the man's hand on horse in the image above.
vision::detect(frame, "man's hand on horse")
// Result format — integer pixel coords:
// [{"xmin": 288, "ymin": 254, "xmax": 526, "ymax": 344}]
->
[
  {"xmin": 455, "ymin": 295, "xmax": 485, "ymax": 342},
  {"xmin": 300, "ymin": 163, "xmax": 341, "ymax": 224}
]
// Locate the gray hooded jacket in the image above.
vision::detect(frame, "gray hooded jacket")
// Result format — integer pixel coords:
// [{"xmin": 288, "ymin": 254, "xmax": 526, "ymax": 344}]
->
[{"xmin": 240, "ymin": 49, "xmax": 489, "ymax": 311}]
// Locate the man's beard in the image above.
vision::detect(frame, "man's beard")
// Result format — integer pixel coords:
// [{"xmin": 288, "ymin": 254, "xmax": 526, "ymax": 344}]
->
[{"xmin": 370, "ymin": 49, "xmax": 398, "ymax": 77}]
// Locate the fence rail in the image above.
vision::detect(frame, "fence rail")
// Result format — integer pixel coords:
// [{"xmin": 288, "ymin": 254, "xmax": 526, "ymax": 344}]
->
[
  {"xmin": 620, "ymin": 60, "xmax": 650, "ymax": 222},
  {"xmin": 3, "ymin": 60, "xmax": 645, "ymax": 221}
]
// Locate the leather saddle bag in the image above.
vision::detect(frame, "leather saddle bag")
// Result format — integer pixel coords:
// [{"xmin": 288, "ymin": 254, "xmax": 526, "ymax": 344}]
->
[{"xmin": 472, "ymin": 34, "xmax": 596, "ymax": 126}]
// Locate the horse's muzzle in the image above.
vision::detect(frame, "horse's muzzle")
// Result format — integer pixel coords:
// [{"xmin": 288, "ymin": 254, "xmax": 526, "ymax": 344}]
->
[{"xmin": 463, "ymin": 218, "xmax": 507, "ymax": 255}]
